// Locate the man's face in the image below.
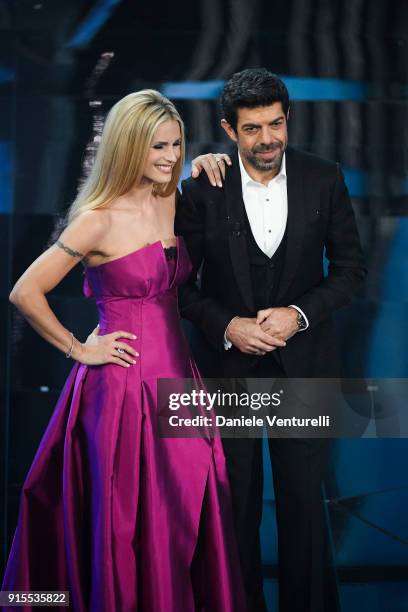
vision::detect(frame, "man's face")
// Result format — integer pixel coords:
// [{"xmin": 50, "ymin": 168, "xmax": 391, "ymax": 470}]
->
[{"xmin": 223, "ymin": 102, "xmax": 288, "ymax": 173}]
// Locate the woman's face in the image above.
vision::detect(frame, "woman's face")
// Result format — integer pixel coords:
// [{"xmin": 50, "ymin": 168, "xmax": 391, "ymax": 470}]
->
[{"xmin": 143, "ymin": 119, "xmax": 182, "ymax": 185}]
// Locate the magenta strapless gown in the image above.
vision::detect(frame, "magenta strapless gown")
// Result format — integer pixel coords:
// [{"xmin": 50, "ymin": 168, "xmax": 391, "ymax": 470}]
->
[{"xmin": 2, "ymin": 236, "xmax": 246, "ymax": 612}]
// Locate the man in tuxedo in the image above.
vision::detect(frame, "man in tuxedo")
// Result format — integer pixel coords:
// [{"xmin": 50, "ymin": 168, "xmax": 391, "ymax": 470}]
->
[{"xmin": 175, "ymin": 68, "xmax": 367, "ymax": 612}]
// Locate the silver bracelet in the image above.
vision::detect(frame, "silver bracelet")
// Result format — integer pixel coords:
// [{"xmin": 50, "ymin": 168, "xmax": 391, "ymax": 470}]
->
[{"xmin": 65, "ymin": 332, "xmax": 75, "ymax": 359}]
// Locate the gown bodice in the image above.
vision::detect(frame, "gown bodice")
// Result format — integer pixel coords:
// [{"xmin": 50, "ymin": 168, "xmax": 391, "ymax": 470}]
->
[
  {"xmin": 82, "ymin": 236, "xmax": 193, "ymax": 380},
  {"xmin": 83, "ymin": 236, "xmax": 191, "ymax": 301}
]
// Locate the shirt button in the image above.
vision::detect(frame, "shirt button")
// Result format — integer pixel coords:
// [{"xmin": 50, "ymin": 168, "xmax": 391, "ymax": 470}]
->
[
  {"xmin": 266, "ymin": 198, "xmax": 270, "ymax": 202},
  {"xmin": 268, "ymin": 229, "xmax": 272, "ymax": 233}
]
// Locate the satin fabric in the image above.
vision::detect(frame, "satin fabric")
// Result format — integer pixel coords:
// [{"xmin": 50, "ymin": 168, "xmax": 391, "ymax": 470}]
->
[{"xmin": 2, "ymin": 236, "xmax": 246, "ymax": 612}]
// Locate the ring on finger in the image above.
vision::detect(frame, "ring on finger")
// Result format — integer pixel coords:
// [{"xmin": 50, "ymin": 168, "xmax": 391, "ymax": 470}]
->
[{"xmin": 116, "ymin": 347, "xmax": 125, "ymax": 354}]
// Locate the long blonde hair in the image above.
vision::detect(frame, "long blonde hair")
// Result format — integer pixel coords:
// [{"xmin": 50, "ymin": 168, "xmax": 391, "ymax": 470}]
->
[{"xmin": 68, "ymin": 90, "xmax": 185, "ymax": 222}]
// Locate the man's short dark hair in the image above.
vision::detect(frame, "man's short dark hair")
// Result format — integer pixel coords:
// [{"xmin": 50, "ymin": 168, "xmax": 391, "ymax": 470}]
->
[{"xmin": 220, "ymin": 68, "xmax": 290, "ymax": 130}]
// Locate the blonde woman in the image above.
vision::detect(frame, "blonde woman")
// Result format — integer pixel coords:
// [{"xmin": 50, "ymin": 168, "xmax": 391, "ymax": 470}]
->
[{"xmin": 2, "ymin": 91, "xmax": 245, "ymax": 612}]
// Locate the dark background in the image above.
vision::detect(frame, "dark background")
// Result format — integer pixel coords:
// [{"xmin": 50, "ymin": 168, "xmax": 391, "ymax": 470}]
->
[{"xmin": 1, "ymin": 1, "xmax": 408, "ymax": 609}]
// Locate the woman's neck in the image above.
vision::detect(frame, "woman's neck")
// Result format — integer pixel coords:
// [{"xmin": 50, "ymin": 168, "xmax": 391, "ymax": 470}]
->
[{"xmin": 115, "ymin": 182, "xmax": 156, "ymax": 210}]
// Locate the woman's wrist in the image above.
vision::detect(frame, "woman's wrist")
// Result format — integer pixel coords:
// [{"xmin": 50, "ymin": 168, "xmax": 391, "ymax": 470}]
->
[{"xmin": 70, "ymin": 337, "xmax": 85, "ymax": 362}]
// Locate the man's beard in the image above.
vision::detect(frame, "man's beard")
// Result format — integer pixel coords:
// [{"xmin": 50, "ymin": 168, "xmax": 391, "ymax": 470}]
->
[{"xmin": 241, "ymin": 142, "xmax": 286, "ymax": 172}]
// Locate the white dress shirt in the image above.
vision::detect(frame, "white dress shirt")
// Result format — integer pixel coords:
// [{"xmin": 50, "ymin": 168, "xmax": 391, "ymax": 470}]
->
[
  {"xmin": 239, "ymin": 151, "xmax": 288, "ymax": 257},
  {"xmin": 224, "ymin": 152, "xmax": 309, "ymax": 349}
]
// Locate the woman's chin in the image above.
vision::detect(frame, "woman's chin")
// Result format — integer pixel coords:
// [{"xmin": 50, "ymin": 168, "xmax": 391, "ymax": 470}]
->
[
  {"xmin": 153, "ymin": 174, "xmax": 173, "ymax": 184},
  {"xmin": 141, "ymin": 173, "xmax": 172, "ymax": 186}
]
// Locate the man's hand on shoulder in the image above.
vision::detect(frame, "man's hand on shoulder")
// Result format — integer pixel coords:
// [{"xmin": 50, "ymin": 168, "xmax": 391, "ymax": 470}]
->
[{"xmin": 191, "ymin": 153, "xmax": 232, "ymax": 188}]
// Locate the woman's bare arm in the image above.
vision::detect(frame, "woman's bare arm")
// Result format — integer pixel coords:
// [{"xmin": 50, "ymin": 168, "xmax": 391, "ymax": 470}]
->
[{"xmin": 9, "ymin": 210, "xmax": 138, "ymax": 367}]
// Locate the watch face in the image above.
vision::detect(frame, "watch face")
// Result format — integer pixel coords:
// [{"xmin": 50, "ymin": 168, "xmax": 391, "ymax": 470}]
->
[{"xmin": 297, "ymin": 313, "xmax": 306, "ymax": 329}]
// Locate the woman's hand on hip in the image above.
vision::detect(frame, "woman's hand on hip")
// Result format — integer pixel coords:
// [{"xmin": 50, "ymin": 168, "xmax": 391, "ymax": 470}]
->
[{"xmin": 75, "ymin": 326, "xmax": 138, "ymax": 367}]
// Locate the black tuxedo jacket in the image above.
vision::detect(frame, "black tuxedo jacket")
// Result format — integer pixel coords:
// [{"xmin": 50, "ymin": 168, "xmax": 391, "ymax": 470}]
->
[{"xmin": 175, "ymin": 147, "xmax": 367, "ymax": 377}]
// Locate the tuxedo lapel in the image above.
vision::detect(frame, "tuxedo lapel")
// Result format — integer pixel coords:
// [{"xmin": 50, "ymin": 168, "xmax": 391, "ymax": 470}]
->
[
  {"xmin": 224, "ymin": 151, "xmax": 255, "ymax": 312},
  {"xmin": 275, "ymin": 147, "xmax": 306, "ymax": 304}
]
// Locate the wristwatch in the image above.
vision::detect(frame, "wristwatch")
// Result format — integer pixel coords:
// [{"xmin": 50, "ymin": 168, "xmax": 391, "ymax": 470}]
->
[{"xmin": 295, "ymin": 310, "xmax": 307, "ymax": 331}]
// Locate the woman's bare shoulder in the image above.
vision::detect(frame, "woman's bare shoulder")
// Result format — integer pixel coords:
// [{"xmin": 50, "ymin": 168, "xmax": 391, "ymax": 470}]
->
[
  {"xmin": 57, "ymin": 209, "xmax": 113, "ymax": 257},
  {"xmin": 67, "ymin": 208, "xmax": 114, "ymax": 238}
]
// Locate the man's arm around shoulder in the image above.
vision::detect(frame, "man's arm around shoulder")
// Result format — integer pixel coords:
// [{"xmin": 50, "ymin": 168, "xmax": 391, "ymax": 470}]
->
[{"xmin": 175, "ymin": 182, "xmax": 235, "ymax": 351}]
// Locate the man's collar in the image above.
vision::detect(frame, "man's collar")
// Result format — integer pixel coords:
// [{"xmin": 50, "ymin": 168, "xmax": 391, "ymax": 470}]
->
[{"xmin": 238, "ymin": 150, "xmax": 286, "ymax": 187}]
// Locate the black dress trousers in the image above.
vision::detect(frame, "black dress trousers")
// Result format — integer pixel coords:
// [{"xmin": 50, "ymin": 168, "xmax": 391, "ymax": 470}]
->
[{"xmin": 221, "ymin": 351, "xmax": 340, "ymax": 612}]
